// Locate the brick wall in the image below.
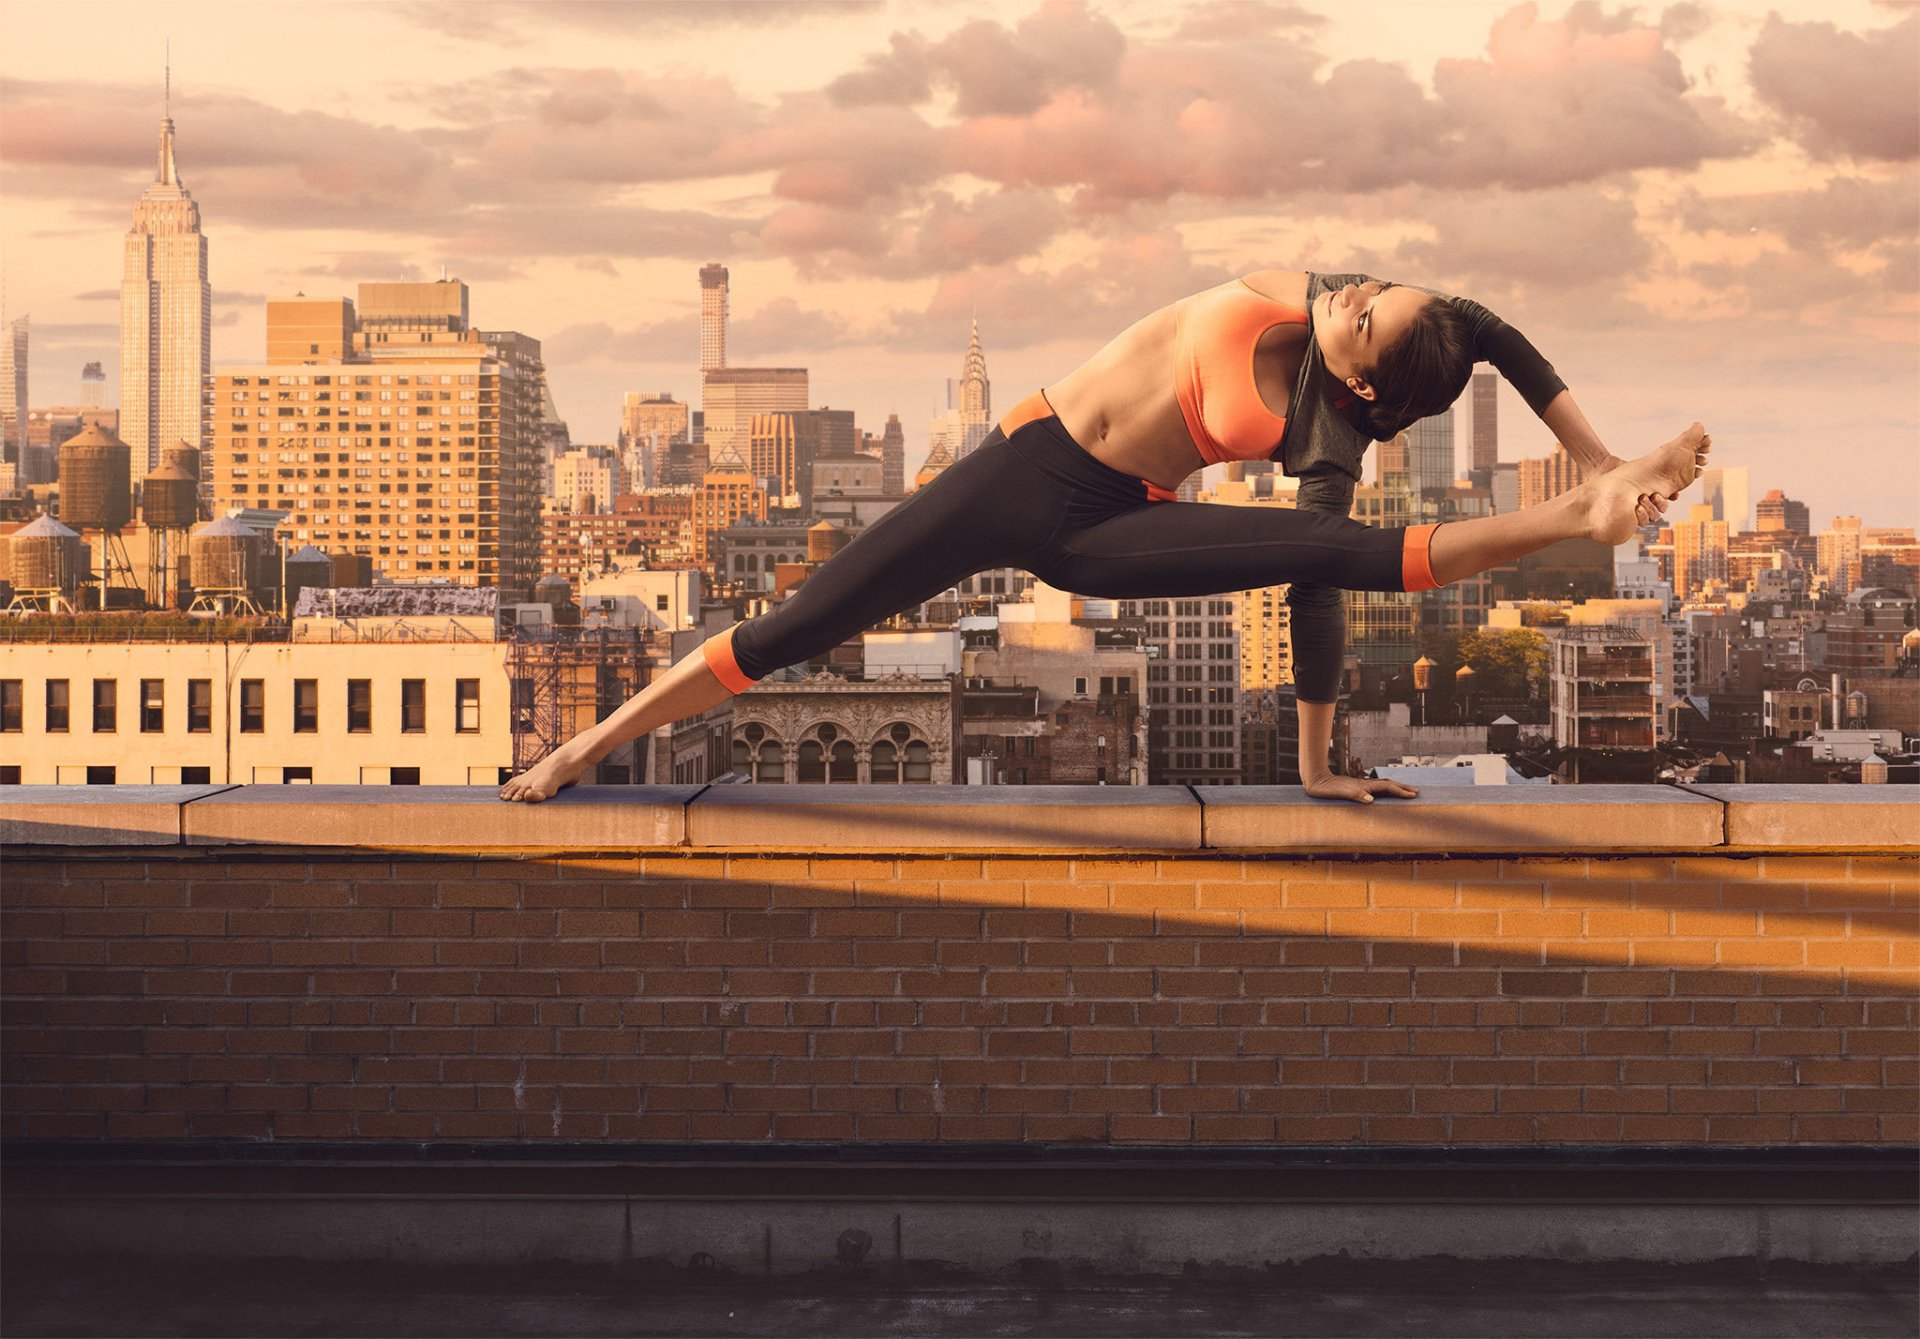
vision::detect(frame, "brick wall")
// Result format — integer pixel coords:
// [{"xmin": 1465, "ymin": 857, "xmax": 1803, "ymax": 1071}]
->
[{"xmin": 4, "ymin": 847, "xmax": 1914, "ymax": 1146}]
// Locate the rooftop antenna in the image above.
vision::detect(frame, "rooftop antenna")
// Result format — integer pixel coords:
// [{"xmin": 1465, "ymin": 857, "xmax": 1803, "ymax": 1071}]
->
[
  {"xmin": 440, "ymin": 263, "xmax": 448, "ymax": 282},
  {"xmin": 165, "ymin": 39, "xmax": 170, "ymax": 119}
]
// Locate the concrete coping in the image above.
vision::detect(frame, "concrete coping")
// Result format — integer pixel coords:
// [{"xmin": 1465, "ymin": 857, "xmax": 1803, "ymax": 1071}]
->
[{"xmin": 0, "ymin": 783, "xmax": 1913, "ymax": 854}]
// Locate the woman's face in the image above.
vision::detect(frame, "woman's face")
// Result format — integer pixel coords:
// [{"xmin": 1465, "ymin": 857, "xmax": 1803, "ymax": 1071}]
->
[{"xmin": 1314, "ymin": 281, "xmax": 1433, "ymax": 401}]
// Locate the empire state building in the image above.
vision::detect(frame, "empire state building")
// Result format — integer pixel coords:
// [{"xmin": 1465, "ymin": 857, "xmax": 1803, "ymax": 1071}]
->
[{"xmin": 120, "ymin": 74, "xmax": 210, "ymax": 486}]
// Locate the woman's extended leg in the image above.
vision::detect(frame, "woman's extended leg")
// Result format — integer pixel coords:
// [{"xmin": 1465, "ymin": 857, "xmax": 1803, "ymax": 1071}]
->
[
  {"xmin": 1427, "ymin": 425, "xmax": 1711, "ymax": 586},
  {"xmin": 1034, "ymin": 423, "xmax": 1710, "ymax": 599},
  {"xmin": 500, "ymin": 431, "xmax": 1069, "ymax": 802}
]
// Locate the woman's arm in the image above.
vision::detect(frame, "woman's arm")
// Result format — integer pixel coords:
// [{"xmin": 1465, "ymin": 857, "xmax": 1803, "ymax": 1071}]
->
[
  {"xmin": 1448, "ymin": 295, "xmax": 1665, "ymax": 518},
  {"xmin": 1539, "ymin": 388, "xmax": 1618, "ymax": 474}
]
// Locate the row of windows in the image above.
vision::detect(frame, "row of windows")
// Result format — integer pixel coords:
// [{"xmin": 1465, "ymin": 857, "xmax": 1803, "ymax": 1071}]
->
[
  {"xmin": 229, "ymin": 375, "xmax": 483, "ymax": 387},
  {"xmin": 0, "ymin": 765, "xmax": 475, "ymax": 786},
  {"xmin": 0, "ymin": 678, "xmax": 481, "ymax": 735},
  {"xmin": 227, "ymin": 388, "xmax": 479, "ymax": 401}
]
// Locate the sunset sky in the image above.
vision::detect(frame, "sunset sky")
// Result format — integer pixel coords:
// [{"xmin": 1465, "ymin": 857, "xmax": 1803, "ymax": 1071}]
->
[{"xmin": 2, "ymin": 0, "xmax": 1915, "ymax": 528}]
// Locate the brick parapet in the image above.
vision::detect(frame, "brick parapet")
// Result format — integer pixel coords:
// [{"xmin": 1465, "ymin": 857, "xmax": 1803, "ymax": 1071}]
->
[{"xmin": 2, "ymin": 786, "xmax": 1914, "ymax": 1147}]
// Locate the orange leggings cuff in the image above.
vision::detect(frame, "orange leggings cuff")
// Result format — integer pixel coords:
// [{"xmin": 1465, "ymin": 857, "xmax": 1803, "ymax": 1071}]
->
[
  {"xmin": 701, "ymin": 626, "xmax": 757, "ymax": 694},
  {"xmin": 1402, "ymin": 522, "xmax": 1443, "ymax": 592}
]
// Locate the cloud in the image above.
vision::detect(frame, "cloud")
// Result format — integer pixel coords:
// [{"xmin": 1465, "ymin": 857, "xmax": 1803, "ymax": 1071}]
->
[
  {"xmin": 1748, "ymin": 12, "xmax": 1920, "ymax": 161},
  {"xmin": 763, "ymin": 186, "xmax": 1072, "ymax": 281},
  {"xmin": 391, "ymin": 0, "xmax": 884, "ymax": 42},
  {"xmin": 894, "ymin": 224, "xmax": 1234, "ymax": 353},
  {"xmin": 298, "ymin": 254, "xmax": 428, "ymax": 282},
  {"xmin": 944, "ymin": 1, "xmax": 1759, "ymax": 214},
  {"xmin": 542, "ymin": 292, "xmax": 870, "ymax": 369},
  {"xmin": 1171, "ymin": 0, "xmax": 1328, "ymax": 42},
  {"xmin": 1394, "ymin": 186, "xmax": 1654, "ymax": 292},
  {"xmin": 1678, "ymin": 173, "xmax": 1920, "ymax": 252},
  {"xmin": 32, "ymin": 322, "xmax": 118, "ymax": 340},
  {"xmin": 828, "ymin": 0, "xmax": 1126, "ymax": 117}
]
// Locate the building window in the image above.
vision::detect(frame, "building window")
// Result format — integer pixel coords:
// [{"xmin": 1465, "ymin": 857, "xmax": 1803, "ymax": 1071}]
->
[
  {"xmin": 293, "ymin": 679, "xmax": 319, "ymax": 733},
  {"xmin": 140, "ymin": 679, "xmax": 165, "ymax": 733},
  {"xmin": 92, "ymin": 679, "xmax": 116, "ymax": 733},
  {"xmin": 401, "ymin": 679, "xmax": 425, "ymax": 733},
  {"xmin": 240, "ymin": 679, "xmax": 265, "ymax": 733},
  {"xmin": 0, "ymin": 680, "xmax": 19, "ymax": 732},
  {"xmin": 188, "ymin": 679, "xmax": 212, "ymax": 733},
  {"xmin": 455, "ymin": 679, "xmax": 480, "ymax": 733},
  {"xmin": 45, "ymin": 679, "xmax": 69, "ymax": 733},
  {"xmin": 283, "ymin": 766, "xmax": 313, "ymax": 783},
  {"xmin": 86, "ymin": 765, "xmax": 116, "ymax": 785},
  {"xmin": 390, "ymin": 766, "xmax": 420, "ymax": 785},
  {"xmin": 347, "ymin": 679, "xmax": 371, "ymax": 733},
  {"xmin": 0, "ymin": 765, "xmax": 19, "ymax": 785},
  {"xmin": 182, "ymin": 766, "xmax": 211, "ymax": 785}
]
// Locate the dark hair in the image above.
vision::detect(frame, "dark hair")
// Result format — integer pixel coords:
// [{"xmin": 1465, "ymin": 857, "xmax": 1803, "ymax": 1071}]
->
[{"xmin": 1350, "ymin": 294, "xmax": 1473, "ymax": 442}]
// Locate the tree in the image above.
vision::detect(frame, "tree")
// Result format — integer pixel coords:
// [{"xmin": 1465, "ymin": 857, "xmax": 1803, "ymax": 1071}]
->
[{"xmin": 1457, "ymin": 626, "xmax": 1550, "ymax": 701}]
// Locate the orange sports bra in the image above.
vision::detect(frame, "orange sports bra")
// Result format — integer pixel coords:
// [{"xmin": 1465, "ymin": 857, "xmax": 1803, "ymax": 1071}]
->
[{"xmin": 1173, "ymin": 279, "xmax": 1309, "ymax": 466}]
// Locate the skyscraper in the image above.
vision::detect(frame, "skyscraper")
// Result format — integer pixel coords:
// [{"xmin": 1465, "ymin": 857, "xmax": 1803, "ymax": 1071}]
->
[
  {"xmin": 699, "ymin": 263, "xmax": 728, "ymax": 373},
  {"xmin": 0, "ymin": 314, "xmax": 25, "ymax": 478},
  {"xmin": 932, "ymin": 318, "xmax": 994, "ymax": 461},
  {"xmin": 120, "ymin": 67, "xmax": 211, "ymax": 487},
  {"xmin": 1672, "ymin": 502, "xmax": 1730, "ymax": 602},
  {"xmin": 1756, "ymin": 488, "xmax": 1810, "ymax": 536},
  {"xmin": 1469, "ymin": 370, "xmax": 1497, "ymax": 485},
  {"xmin": 1517, "ymin": 444, "xmax": 1587, "ymax": 510},
  {"xmin": 1700, "ymin": 465, "xmax": 1750, "ymax": 533},
  {"xmin": 1405, "ymin": 406, "xmax": 1455, "ymax": 496},
  {"xmin": 878, "ymin": 413, "xmax": 905, "ymax": 497},
  {"xmin": 1818, "ymin": 516, "xmax": 1864, "ymax": 597}
]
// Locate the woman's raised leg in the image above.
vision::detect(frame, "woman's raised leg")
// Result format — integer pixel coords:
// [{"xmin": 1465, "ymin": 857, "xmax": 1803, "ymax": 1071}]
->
[
  {"xmin": 1033, "ymin": 423, "xmax": 1710, "ymax": 600},
  {"xmin": 1427, "ymin": 424, "xmax": 1710, "ymax": 586}
]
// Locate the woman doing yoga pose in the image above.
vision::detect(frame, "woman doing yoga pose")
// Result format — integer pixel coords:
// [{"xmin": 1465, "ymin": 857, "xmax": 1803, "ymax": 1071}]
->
[{"xmin": 501, "ymin": 268, "xmax": 1710, "ymax": 805}]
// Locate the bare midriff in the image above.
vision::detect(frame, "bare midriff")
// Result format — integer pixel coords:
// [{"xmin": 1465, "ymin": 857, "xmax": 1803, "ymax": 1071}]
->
[{"xmin": 1044, "ymin": 269, "xmax": 1314, "ymax": 492}]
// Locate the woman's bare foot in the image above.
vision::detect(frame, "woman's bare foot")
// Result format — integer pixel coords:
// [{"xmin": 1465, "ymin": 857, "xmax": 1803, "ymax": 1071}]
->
[
  {"xmin": 499, "ymin": 741, "xmax": 594, "ymax": 803},
  {"xmin": 1582, "ymin": 423, "xmax": 1712, "ymax": 545}
]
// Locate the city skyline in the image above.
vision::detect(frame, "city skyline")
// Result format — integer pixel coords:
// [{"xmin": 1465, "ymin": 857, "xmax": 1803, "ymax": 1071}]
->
[{"xmin": 1, "ymin": 0, "xmax": 1915, "ymax": 531}]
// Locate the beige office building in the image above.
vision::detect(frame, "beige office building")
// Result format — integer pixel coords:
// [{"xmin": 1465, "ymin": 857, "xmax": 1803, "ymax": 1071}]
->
[
  {"xmin": 621, "ymin": 392, "xmax": 688, "ymax": 448},
  {"xmin": 0, "ymin": 639, "xmax": 512, "ymax": 785},
  {"xmin": 701, "ymin": 368, "xmax": 807, "ymax": 470},
  {"xmin": 207, "ymin": 286, "xmax": 543, "ymax": 597}
]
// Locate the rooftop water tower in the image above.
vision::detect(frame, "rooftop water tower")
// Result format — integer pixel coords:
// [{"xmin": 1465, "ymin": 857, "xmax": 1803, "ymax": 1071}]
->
[
  {"xmin": 186, "ymin": 516, "xmax": 265, "ymax": 616},
  {"xmin": 140, "ymin": 443, "xmax": 201, "ymax": 609},
  {"xmin": 4, "ymin": 513, "xmax": 88, "ymax": 615},
  {"xmin": 57, "ymin": 422, "xmax": 141, "ymax": 608}
]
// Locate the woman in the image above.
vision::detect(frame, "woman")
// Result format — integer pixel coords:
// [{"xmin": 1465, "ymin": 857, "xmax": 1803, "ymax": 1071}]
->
[{"xmin": 501, "ymin": 268, "xmax": 1709, "ymax": 804}]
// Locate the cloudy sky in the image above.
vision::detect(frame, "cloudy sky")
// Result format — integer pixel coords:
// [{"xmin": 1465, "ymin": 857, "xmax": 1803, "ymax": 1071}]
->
[{"xmin": 2, "ymin": 0, "xmax": 1915, "ymax": 528}]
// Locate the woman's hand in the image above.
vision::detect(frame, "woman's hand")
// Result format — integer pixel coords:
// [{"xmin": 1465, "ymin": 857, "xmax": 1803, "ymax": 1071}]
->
[
  {"xmin": 1591, "ymin": 454, "xmax": 1669, "ymax": 528},
  {"xmin": 1303, "ymin": 773, "xmax": 1420, "ymax": 804}
]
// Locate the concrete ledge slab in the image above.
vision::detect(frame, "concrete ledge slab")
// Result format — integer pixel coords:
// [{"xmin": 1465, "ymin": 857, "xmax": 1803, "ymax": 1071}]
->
[
  {"xmin": 3, "ymin": 1193, "xmax": 1912, "ymax": 1270},
  {"xmin": 686, "ymin": 783, "xmax": 1205, "ymax": 851},
  {"xmin": 1196, "ymin": 785, "xmax": 1724, "ymax": 852},
  {"xmin": 181, "ymin": 784, "xmax": 701, "ymax": 849},
  {"xmin": 0, "ymin": 785, "xmax": 235, "ymax": 847},
  {"xmin": 1680, "ymin": 785, "xmax": 1918, "ymax": 851}
]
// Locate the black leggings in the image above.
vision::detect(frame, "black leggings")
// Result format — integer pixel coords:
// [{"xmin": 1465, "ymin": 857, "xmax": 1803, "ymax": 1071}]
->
[{"xmin": 704, "ymin": 392, "xmax": 1440, "ymax": 691}]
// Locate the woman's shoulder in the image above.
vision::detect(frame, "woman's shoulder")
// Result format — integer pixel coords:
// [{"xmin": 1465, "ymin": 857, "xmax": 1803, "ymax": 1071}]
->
[{"xmin": 1235, "ymin": 269, "xmax": 1311, "ymax": 307}]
